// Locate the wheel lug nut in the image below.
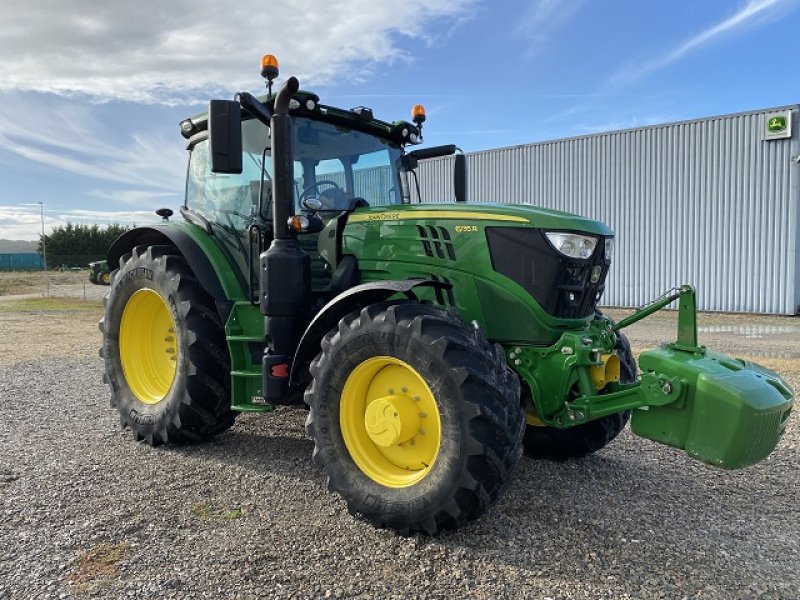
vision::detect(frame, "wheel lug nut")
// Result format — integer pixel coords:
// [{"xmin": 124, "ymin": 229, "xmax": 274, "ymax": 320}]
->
[
  {"xmin": 401, "ymin": 387, "xmax": 408, "ymax": 393},
  {"xmin": 418, "ymin": 429, "xmax": 425, "ymax": 435},
  {"xmin": 419, "ymin": 412, "xmax": 427, "ymax": 418}
]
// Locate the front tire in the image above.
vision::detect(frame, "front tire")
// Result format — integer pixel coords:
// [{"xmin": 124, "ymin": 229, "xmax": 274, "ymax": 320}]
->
[
  {"xmin": 100, "ymin": 244, "xmax": 236, "ymax": 445},
  {"xmin": 305, "ymin": 302, "xmax": 524, "ymax": 535}
]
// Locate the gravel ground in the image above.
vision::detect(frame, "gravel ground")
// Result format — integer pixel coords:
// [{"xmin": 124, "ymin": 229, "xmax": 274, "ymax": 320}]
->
[{"xmin": 0, "ymin": 306, "xmax": 797, "ymax": 599}]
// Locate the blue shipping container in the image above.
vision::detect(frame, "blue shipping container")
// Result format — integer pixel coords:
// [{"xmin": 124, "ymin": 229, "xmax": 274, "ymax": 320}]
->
[{"xmin": 0, "ymin": 253, "xmax": 45, "ymax": 270}]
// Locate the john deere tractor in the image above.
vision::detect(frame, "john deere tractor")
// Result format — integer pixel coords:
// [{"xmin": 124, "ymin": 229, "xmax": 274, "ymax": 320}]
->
[
  {"xmin": 100, "ymin": 56, "xmax": 793, "ymax": 535},
  {"xmin": 89, "ymin": 260, "xmax": 111, "ymax": 285}
]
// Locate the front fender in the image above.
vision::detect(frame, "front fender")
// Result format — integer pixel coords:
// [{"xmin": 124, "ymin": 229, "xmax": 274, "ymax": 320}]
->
[{"xmin": 289, "ymin": 279, "xmax": 451, "ymax": 386}]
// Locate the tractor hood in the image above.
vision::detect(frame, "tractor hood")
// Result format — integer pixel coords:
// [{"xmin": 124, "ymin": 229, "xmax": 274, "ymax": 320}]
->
[{"xmin": 348, "ymin": 203, "xmax": 614, "ymax": 236}]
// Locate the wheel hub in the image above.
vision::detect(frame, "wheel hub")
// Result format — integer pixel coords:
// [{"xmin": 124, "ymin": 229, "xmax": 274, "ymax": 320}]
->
[{"xmin": 364, "ymin": 394, "xmax": 421, "ymax": 447}]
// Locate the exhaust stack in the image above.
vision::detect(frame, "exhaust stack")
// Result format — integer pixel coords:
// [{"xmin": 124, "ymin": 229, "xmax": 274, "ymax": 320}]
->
[{"xmin": 261, "ymin": 76, "xmax": 311, "ymax": 403}]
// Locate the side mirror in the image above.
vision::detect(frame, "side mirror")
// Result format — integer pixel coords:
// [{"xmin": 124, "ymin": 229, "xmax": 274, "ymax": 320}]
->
[
  {"xmin": 209, "ymin": 100, "xmax": 243, "ymax": 174},
  {"xmin": 454, "ymin": 153, "xmax": 467, "ymax": 203}
]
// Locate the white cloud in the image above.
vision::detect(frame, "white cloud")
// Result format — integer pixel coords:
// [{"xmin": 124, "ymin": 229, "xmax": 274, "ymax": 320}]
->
[
  {"xmin": 85, "ymin": 189, "xmax": 178, "ymax": 207},
  {"xmin": 0, "ymin": 0, "xmax": 475, "ymax": 104},
  {"xmin": 55, "ymin": 209, "xmax": 160, "ymax": 225},
  {"xmin": 514, "ymin": 0, "xmax": 585, "ymax": 49},
  {"xmin": 0, "ymin": 205, "xmax": 159, "ymax": 241},
  {"xmin": 608, "ymin": 0, "xmax": 796, "ymax": 86},
  {"xmin": 574, "ymin": 113, "xmax": 679, "ymax": 135},
  {"xmin": 0, "ymin": 93, "xmax": 187, "ymax": 200}
]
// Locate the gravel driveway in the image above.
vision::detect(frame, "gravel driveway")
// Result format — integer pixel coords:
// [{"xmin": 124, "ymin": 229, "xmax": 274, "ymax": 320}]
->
[{"xmin": 0, "ymin": 307, "xmax": 797, "ymax": 599}]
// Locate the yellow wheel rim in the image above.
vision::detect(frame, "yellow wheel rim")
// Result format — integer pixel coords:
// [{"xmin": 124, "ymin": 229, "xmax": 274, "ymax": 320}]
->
[
  {"xmin": 101, "ymin": 272, "xmax": 111, "ymax": 284},
  {"xmin": 340, "ymin": 356, "xmax": 442, "ymax": 488},
  {"xmin": 119, "ymin": 288, "xmax": 178, "ymax": 405}
]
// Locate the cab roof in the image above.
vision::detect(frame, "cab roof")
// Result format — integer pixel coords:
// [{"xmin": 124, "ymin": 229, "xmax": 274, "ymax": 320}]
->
[{"xmin": 180, "ymin": 89, "xmax": 421, "ymax": 148}]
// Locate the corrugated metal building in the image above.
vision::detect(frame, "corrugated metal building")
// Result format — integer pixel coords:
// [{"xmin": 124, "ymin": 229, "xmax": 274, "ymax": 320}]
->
[{"xmin": 414, "ymin": 105, "xmax": 800, "ymax": 315}]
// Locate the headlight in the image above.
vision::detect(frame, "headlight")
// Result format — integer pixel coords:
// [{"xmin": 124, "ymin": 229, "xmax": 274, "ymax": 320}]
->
[
  {"xmin": 545, "ymin": 232, "xmax": 598, "ymax": 259},
  {"xmin": 605, "ymin": 238, "xmax": 614, "ymax": 261}
]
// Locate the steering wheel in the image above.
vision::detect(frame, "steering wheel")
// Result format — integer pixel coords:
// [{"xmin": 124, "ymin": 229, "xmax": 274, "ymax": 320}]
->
[{"xmin": 299, "ymin": 179, "xmax": 343, "ymax": 204}]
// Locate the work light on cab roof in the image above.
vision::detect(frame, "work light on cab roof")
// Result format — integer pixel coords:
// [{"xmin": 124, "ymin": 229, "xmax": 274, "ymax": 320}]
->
[
  {"xmin": 412, "ymin": 103, "xmax": 426, "ymax": 140},
  {"xmin": 261, "ymin": 53, "xmax": 280, "ymax": 96}
]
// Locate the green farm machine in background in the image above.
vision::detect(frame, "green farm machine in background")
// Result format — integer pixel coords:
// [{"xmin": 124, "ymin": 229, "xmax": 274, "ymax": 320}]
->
[
  {"xmin": 89, "ymin": 260, "xmax": 111, "ymax": 285},
  {"xmin": 100, "ymin": 55, "xmax": 793, "ymax": 535}
]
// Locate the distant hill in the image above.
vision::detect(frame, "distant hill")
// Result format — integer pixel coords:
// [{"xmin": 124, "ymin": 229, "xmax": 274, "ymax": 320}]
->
[{"xmin": 0, "ymin": 240, "xmax": 38, "ymax": 253}]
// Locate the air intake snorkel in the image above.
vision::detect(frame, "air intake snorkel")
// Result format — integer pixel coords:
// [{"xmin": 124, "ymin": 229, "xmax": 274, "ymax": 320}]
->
[
  {"xmin": 261, "ymin": 76, "xmax": 311, "ymax": 403},
  {"xmin": 270, "ymin": 76, "xmax": 299, "ymax": 237}
]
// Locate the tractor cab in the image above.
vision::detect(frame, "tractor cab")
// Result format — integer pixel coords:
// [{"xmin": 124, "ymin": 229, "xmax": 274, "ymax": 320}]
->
[
  {"xmin": 180, "ymin": 80, "xmax": 460, "ymax": 303},
  {"xmin": 183, "ymin": 112, "xmax": 404, "ymax": 295}
]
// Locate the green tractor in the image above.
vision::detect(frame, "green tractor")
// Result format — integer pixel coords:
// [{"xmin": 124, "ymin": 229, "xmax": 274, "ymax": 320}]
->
[
  {"xmin": 100, "ymin": 56, "xmax": 793, "ymax": 535},
  {"xmin": 89, "ymin": 259, "xmax": 111, "ymax": 285}
]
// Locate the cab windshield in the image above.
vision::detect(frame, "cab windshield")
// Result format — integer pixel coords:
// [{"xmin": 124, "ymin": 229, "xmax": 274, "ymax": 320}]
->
[
  {"xmin": 186, "ymin": 117, "xmax": 403, "ymax": 228},
  {"xmin": 185, "ymin": 116, "xmax": 404, "ymax": 287},
  {"xmin": 293, "ymin": 118, "xmax": 403, "ymax": 210}
]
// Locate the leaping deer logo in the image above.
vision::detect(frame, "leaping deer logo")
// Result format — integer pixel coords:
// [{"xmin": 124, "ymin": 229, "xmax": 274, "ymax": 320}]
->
[{"xmin": 768, "ymin": 117, "xmax": 786, "ymax": 132}]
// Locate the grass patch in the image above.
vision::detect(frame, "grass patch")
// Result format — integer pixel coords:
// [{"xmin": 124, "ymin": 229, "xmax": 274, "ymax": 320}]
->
[
  {"xmin": 190, "ymin": 501, "xmax": 243, "ymax": 521},
  {"xmin": 223, "ymin": 508, "xmax": 243, "ymax": 520},
  {"xmin": 69, "ymin": 543, "xmax": 130, "ymax": 585},
  {"xmin": 0, "ymin": 298, "xmax": 102, "ymax": 314}
]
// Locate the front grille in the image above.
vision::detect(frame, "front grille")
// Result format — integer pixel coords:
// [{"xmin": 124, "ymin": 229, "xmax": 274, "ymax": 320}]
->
[{"xmin": 485, "ymin": 227, "xmax": 610, "ymax": 319}]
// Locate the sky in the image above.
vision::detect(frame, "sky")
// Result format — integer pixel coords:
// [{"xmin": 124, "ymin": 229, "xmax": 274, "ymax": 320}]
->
[{"xmin": 1, "ymin": 0, "xmax": 799, "ymax": 240}]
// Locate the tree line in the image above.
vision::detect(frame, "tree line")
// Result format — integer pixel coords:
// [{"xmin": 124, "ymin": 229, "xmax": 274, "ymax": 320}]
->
[{"xmin": 38, "ymin": 223, "xmax": 130, "ymax": 268}]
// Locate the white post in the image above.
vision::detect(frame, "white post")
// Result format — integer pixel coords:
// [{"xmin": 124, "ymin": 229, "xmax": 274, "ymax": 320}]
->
[{"xmin": 38, "ymin": 202, "xmax": 47, "ymax": 271}]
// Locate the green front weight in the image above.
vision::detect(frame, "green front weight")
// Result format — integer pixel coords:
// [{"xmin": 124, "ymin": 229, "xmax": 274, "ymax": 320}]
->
[{"xmin": 631, "ymin": 346, "xmax": 793, "ymax": 469}]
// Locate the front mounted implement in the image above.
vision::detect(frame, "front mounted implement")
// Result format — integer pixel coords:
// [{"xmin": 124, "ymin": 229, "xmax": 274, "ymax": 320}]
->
[{"xmin": 513, "ymin": 285, "xmax": 793, "ymax": 469}]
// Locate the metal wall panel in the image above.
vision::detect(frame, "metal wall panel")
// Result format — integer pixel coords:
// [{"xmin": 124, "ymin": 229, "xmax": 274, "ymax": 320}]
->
[
  {"xmin": 312, "ymin": 165, "xmax": 397, "ymax": 206},
  {"xmin": 413, "ymin": 106, "xmax": 800, "ymax": 314}
]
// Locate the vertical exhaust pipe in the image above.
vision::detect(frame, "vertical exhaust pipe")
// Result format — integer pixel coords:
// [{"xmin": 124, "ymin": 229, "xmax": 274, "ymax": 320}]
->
[
  {"xmin": 270, "ymin": 77, "xmax": 299, "ymax": 237},
  {"xmin": 261, "ymin": 76, "xmax": 311, "ymax": 403}
]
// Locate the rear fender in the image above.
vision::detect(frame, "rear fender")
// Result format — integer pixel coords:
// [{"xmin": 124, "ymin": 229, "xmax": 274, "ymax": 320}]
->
[{"xmin": 107, "ymin": 225, "xmax": 232, "ymax": 320}]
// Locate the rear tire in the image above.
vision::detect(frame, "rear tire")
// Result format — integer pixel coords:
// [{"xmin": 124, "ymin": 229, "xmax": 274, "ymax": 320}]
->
[
  {"xmin": 100, "ymin": 244, "xmax": 236, "ymax": 445},
  {"xmin": 305, "ymin": 302, "xmax": 524, "ymax": 535},
  {"xmin": 522, "ymin": 329, "xmax": 636, "ymax": 461}
]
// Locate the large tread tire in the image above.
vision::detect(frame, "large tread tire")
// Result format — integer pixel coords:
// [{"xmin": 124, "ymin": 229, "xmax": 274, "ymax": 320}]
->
[
  {"xmin": 522, "ymin": 329, "xmax": 636, "ymax": 461},
  {"xmin": 304, "ymin": 302, "xmax": 525, "ymax": 535},
  {"xmin": 99, "ymin": 244, "xmax": 236, "ymax": 445}
]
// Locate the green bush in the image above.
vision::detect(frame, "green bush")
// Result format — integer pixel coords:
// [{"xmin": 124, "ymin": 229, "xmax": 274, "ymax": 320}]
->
[{"xmin": 39, "ymin": 223, "xmax": 130, "ymax": 268}]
